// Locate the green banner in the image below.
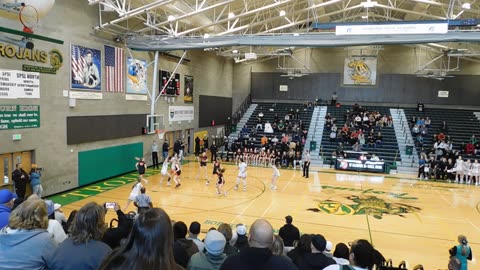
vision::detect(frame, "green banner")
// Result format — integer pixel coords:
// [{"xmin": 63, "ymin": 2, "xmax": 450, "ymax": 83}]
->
[
  {"xmin": 0, "ymin": 105, "xmax": 40, "ymax": 130},
  {"xmin": 23, "ymin": 64, "xmax": 57, "ymax": 74}
]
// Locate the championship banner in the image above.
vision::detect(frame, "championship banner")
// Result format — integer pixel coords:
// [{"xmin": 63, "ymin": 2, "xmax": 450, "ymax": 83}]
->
[
  {"xmin": 168, "ymin": 106, "xmax": 194, "ymax": 122},
  {"xmin": 343, "ymin": 57, "xmax": 377, "ymax": 86},
  {"xmin": 0, "ymin": 69, "xmax": 40, "ymax": 99},
  {"xmin": 0, "ymin": 105, "xmax": 40, "ymax": 130},
  {"xmin": 335, "ymin": 159, "xmax": 385, "ymax": 173},
  {"xmin": 184, "ymin": 75, "xmax": 193, "ymax": 103}
]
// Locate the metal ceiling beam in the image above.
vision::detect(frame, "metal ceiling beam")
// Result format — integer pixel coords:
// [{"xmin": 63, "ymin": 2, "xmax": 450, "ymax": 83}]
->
[
  {"xmin": 94, "ymin": 0, "xmax": 174, "ymax": 30},
  {"xmin": 170, "ymin": 0, "xmax": 297, "ymax": 37},
  {"xmin": 374, "ymin": 3, "xmax": 446, "ymax": 20},
  {"xmin": 214, "ymin": 0, "xmax": 343, "ymax": 36}
]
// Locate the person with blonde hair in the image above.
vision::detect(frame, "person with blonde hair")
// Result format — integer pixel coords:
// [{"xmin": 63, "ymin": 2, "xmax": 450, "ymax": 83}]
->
[
  {"xmin": 449, "ymin": 235, "xmax": 472, "ymax": 270},
  {"xmin": 0, "ymin": 199, "xmax": 57, "ymax": 269},
  {"xmin": 99, "ymin": 208, "xmax": 182, "ymax": 270},
  {"xmin": 50, "ymin": 202, "xmax": 111, "ymax": 269},
  {"xmin": 271, "ymin": 234, "xmax": 286, "ymax": 256}
]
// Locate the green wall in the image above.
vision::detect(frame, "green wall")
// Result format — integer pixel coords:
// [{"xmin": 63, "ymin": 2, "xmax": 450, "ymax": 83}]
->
[{"xmin": 78, "ymin": 143, "xmax": 143, "ymax": 186}]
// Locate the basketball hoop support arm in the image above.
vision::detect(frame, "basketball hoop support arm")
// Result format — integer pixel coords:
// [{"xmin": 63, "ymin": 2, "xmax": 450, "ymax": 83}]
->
[{"xmin": 149, "ymin": 51, "xmax": 159, "ymax": 118}]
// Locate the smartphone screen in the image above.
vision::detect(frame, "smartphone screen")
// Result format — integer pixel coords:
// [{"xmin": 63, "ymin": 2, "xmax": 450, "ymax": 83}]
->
[{"xmin": 105, "ymin": 202, "xmax": 116, "ymax": 209}]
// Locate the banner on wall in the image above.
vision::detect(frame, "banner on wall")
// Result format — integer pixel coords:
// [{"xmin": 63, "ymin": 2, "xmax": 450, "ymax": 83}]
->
[
  {"xmin": 126, "ymin": 57, "xmax": 148, "ymax": 95},
  {"xmin": 343, "ymin": 57, "xmax": 377, "ymax": 86},
  {"xmin": 168, "ymin": 106, "xmax": 194, "ymax": 122},
  {"xmin": 0, "ymin": 105, "xmax": 40, "ymax": 130},
  {"xmin": 71, "ymin": 45, "xmax": 102, "ymax": 90},
  {"xmin": 184, "ymin": 75, "xmax": 193, "ymax": 103},
  {"xmin": 0, "ymin": 69, "xmax": 40, "ymax": 99}
]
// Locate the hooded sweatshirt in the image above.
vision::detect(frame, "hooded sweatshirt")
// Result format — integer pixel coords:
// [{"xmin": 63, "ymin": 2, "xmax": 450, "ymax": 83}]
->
[
  {"xmin": 187, "ymin": 250, "xmax": 227, "ymax": 270},
  {"xmin": 0, "ymin": 227, "xmax": 57, "ymax": 270},
  {"xmin": 173, "ymin": 238, "xmax": 200, "ymax": 268}
]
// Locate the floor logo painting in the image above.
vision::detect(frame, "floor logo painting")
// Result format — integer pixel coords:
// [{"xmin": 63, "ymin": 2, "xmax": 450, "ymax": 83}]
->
[{"xmin": 307, "ymin": 186, "xmax": 421, "ymax": 219}]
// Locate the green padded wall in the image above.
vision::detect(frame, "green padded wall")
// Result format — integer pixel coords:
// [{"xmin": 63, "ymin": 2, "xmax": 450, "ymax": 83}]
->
[{"xmin": 78, "ymin": 143, "xmax": 143, "ymax": 186}]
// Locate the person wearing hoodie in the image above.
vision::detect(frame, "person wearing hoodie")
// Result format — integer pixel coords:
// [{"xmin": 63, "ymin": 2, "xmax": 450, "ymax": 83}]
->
[
  {"xmin": 173, "ymin": 221, "xmax": 199, "ymax": 268},
  {"xmin": 0, "ymin": 199, "xmax": 57, "ymax": 269},
  {"xmin": 332, "ymin": 243, "xmax": 350, "ymax": 265},
  {"xmin": 187, "ymin": 230, "xmax": 227, "ymax": 270},
  {"xmin": 187, "ymin": 221, "xmax": 205, "ymax": 252},
  {"xmin": 0, "ymin": 189, "xmax": 17, "ymax": 229},
  {"xmin": 30, "ymin": 166, "xmax": 44, "ymax": 198},
  {"xmin": 220, "ymin": 219, "xmax": 298, "ymax": 270},
  {"xmin": 293, "ymin": 234, "xmax": 335, "ymax": 270}
]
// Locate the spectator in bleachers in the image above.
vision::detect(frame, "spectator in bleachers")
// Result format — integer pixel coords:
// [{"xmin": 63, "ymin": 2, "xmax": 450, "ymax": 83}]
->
[
  {"xmin": 359, "ymin": 154, "xmax": 367, "ymax": 162},
  {"xmin": 367, "ymin": 134, "xmax": 376, "ymax": 149},
  {"xmin": 271, "ymin": 235, "xmax": 287, "ymax": 257},
  {"xmin": 330, "ymin": 243, "xmax": 350, "ymax": 265},
  {"xmin": 425, "ymin": 117, "xmax": 431, "ymax": 128},
  {"xmin": 0, "ymin": 199, "xmax": 57, "ymax": 269},
  {"xmin": 100, "ymin": 208, "xmax": 182, "ymax": 270},
  {"xmin": 418, "ymin": 155, "xmax": 427, "ymax": 180},
  {"xmin": 412, "ymin": 124, "xmax": 420, "ymax": 137},
  {"xmin": 187, "ymin": 221, "xmax": 205, "ymax": 252},
  {"xmin": 330, "ymin": 92, "xmax": 338, "ymax": 106},
  {"xmin": 187, "ymin": 230, "xmax": 227, "ymax": 270},
  {"xmin": 217, "ymin": 223, "xmax": 240, "ymax": 257},
  {"xmin": 329, "ymin": 130, "xmax": 337, "ymax": 143},
  {"xmin": 102, "ymin": 205, "xmax": 133, "ymax": 249},
  {"xmin": 0, "ymin": 189, "xmax": 16, "ymax": 229},
  {"xmin": 45, "ymin": 200, "xmax": 67, "ymax": 244},
  {"xmin": 387, "ymin": 115, "xmax": 393, "ymax": 127},
  {"xmin": 234, "ymin": 224, "xmax": 249, "ymax": 250},
  {"xmin": 220, "ymin": 219, "xmax": 297, "ymax": 270},
  {"xmin": 376, "ymin": 132, "xmax": 383, "ymax": 147},
  {"xmin": 264, "ymin": 121, "xmax": 274, "ymax": 134},
  {"xmin": 279, "ymin": 215, "xmax": 300, "ymax": 247},
  {"xmin": 173, "ymin": 221, "xmax": 199, "ymax": 268},
  {"xmin": 370, "ymin": 154, "xmax": 380, "ymax": 161},
  {"xmin": 274, "ymin": 114, "xmax": 279, "ymax": 124},
  {"xmin": 352, "ymin": 142, "xmax": 361, "ymax": 152},
  {"xmin": 449, "ymin": 235, "xmax": 472, "ymax": 270},
  {"xmin": 292, "ymin": 234, "xmax": 335, "ymax": 270},
  {"xmin": 50, "ymin": 202, "xmax": 112, "ymax": 270},
  {"xmin": 324, "ymin": 239, "xmax": 377, "ymax": 270}
]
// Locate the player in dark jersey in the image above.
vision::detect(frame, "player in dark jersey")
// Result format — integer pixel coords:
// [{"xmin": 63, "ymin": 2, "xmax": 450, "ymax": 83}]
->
[
  {"xmin": 208, "ymin": 157, "xmax": 221, "ymax": 185},
  {"xmin": 196, "ymin": 150, "xmax": 208, "ymax": 181},
  {"xmin": 216, "ymin": 168, "xmax": 226, "ymax": 196}
]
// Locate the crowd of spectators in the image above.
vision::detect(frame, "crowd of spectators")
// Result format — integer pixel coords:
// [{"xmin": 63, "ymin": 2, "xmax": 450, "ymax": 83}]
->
[
  {"xmin": 0, "ymin": 189, "xmax": 472, "ymax": 269},
  {"xmin": 411, "ymin": 115, "xmax": 480, "ymax": 185}
]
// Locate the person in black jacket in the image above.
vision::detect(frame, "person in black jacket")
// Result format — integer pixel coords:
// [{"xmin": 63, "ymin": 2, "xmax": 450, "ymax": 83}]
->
[
  {"xmin": 210, "ymin": 143, "xmax": 218, "ymax": 162},
  {"xmin": 102, "ymin": 204, "xmax": 133, "ymax": 249},
  {"xmin": 292, "ymin": 234, "xmax": 335, "ymax": 270},
  {"xmin": 279, "ymin": 215, "xmax": 300, "ymax": 247},
  {"xmin": 220, "ymin": 219, "xmax": 298, "ymax": 270},
  {"xmin": 12, "ymin": 163, "xmax": 29, "ymax": 199},
  {"xmin": 172, "ymin": 221, "xmax": 199, "ymax": 268}
]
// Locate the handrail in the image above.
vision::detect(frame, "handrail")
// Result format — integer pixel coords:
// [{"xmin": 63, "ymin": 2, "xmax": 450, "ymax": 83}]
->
[{"xmin": 230, "ymin": 94, "xmax": 252, "ymax": 135}]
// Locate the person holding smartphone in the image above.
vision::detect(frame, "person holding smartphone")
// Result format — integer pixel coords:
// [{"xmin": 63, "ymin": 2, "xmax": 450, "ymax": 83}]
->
[{"xmin": 30, "ymin": 165, "xmax": 43, "ymax": 198}]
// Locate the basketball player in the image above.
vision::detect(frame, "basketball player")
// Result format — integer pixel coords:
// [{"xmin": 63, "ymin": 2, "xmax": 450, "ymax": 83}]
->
[
  {"xmin": 234, "ymin": 158, "xmax": 248, "ymax": 191},
  {"xmin": 159, "ymin": 156, "xmax": 172, "ymax": 187},
  {"xmin": 172, "ymin": 158, "xmax": 182, "ymax": 188},
  {"xmin": 216, "ymin": 168, "xmax": 227, "ymax": 196},
  {"xmin": 455, "ymin": 156, "xmax": 465, "ymax": 183},
  {"xmin": 471, "ymin": 160, "xmax": 480, "ymax": 185},
  {"xmin": 271, "ymin": 162, "xmax": 280, "ymax": 190},
  {"xmin": 208, "ymin": 157, "xmax": 221, "ymax": 185},
  {"xmin": 124, "ymin": 177, "xmax": 143, "ymax": 211},
  {"xmin": 136, "ymin": 157, "xmax": 148, "ymax": 184},
  {"xmin": 197, "ymin": 150, "xmax": 208, "ymax": 181}
]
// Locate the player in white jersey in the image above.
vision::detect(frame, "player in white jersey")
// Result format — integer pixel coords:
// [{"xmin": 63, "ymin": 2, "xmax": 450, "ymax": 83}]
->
[
  {"xmin": 455, "ymin": 156, "xmax": 465, "ymax": 183},
  {"xmin": 234, "ymin": 158, "xmax": 248, "ymax": 191},
  {"xmin": 270, "ymin": 162, "xmax": 280, "ymax": 190},
  {"xmin": 159, "ymin": 157, "xmax": 172, "ymax": 186},
  {"xmin": 124, "ymin": 176, "xmax": 143, "ymax": 211},
  {"xmin": 472, "ymin": 159, "xmax": 480, "ymax": 185},
  {"xmin": 464, "ymin": 159, "xmax": 472, "ymax": 184}
]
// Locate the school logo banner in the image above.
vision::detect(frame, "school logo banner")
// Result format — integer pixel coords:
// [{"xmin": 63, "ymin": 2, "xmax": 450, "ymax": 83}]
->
[{"xmin": 343, "ymin": 57, "xmax": 377, "ymax": 86}]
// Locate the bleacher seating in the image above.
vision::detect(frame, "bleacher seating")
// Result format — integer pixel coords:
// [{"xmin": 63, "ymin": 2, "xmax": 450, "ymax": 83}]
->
[
  {"xmin": 234, "ymin": 102, "xmax": 313, "ymax": 151},
  {"xmin": 403, "ymin": 107, "xmax": 480, "ymax": 159},
  {"xmin": 320, "ymin": 105, "xmax": 401, "ymax": 166}
]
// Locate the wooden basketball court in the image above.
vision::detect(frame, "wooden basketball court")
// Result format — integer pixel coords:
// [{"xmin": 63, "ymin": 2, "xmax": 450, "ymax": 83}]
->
[{"xmin": 58, "ymin": 158, "xmax": 479, "ymax": 270}]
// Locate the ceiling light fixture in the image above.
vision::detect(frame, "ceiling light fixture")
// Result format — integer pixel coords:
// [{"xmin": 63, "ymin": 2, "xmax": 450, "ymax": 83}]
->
[
  {"xmin": 228, "ymin": 12, "xmax": 235, "ymax": 19},
  {"xmin": 462, "ymin": 2, "xmax": 471, "ymax": 9},
  {"xmin": 203, "ymin": 33, "xmax": 210, "ymax": 39},
  {"xmin": 361, "ymin": 0, "xmax": 377, "ymax": 8},
  {"xmin": 279, "ymin": 10, "xmax": 286, "ymax": 16},
  {"xmin": 167, "ymin": 15, "xmax": 175, "ymax": 21},
  {"xmin": 232, "ymin": 49, "xmax": 239, "ymax": 54},
  {"xmin": 362, "ymin": 15, "xmax": 368, "ymax": 19}
]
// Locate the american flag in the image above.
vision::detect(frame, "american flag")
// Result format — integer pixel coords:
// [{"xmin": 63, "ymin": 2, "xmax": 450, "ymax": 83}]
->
[
  {"xmin": 71, "ymin": 45, "xmax": 86, "ymax": 84},
  {"xmin": 104, "ymin": 45, "xmax": 124, "ymax": 92}
]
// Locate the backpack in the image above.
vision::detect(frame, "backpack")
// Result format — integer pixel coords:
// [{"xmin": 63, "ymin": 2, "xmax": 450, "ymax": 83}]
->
[{"xmin": 448, "ymin": 256, "xmax": 461, "ymax": 270}]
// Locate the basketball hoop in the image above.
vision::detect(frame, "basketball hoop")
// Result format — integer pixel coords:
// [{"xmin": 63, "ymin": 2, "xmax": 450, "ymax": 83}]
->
[
  {"xmin": 155, "ymin": 129, "xmax": 165, "ymax": 140},
  {"xmin": 19, "ymin": 5, "xmax": 39, "ymax": 33}
]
